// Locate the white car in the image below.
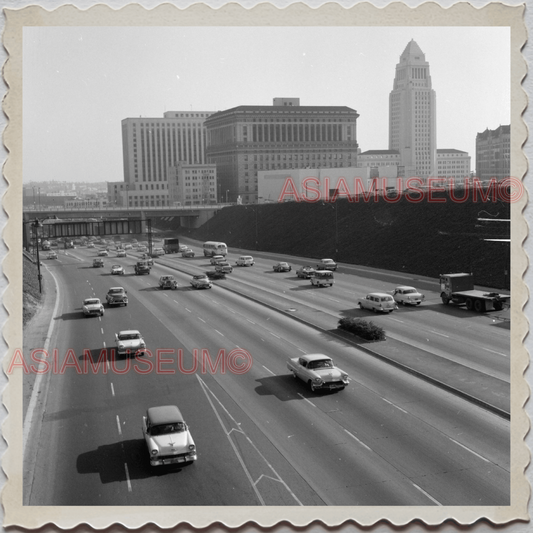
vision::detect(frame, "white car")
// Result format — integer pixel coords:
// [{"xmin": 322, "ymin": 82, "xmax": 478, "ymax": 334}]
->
[
  {"xmin": 190, "ymin": 274, "xmax": 212, "ymax": 289},
  {"xmin": 98, "ymin": 249, "xmax": 109, "ymax": 257},
  {"xmin": 273, "ymin": 262, "xmax": 291, "ymax": 272},
  {"xmin": 236, "ymin": 255, "xmax": 254, "ymax": 266},
  {"xmin": 111, "ymin": 264, "xmax": 125, "ymax": 275},
  {"xmin": 142, "ymin": 405, "xmax": 197, "ymax": 466},
  {"xmin": 117, "ymin": 249, "xmax": 127, "ymax": 258},
  {"xmin": 393, "ymin": 286, "xmax": 425, "ymax": 306},
  {"xmin": 358, "ymin": 292, "xmax": 398, "ymax": 313},
  {"xmin": 82, "ymin": 297, "xmax": 104, "ymax": 317},
  {"xmin": 47, "ymin": 251, "xmax": 58, "ymax": 260},
  {"xmin": 210, "ymin": 255, "xmax": 225, "ymax": 265},
  {"xmin": 317, "ymin": 258, "xmax": 337, "ymax": 271},
  {"xmin": 287, "ymin": 354, "xmax": 349, "ymax": 392},
  {"xmin": 115, "ymin": 330, "xmax": 146, "ymax": 357}
]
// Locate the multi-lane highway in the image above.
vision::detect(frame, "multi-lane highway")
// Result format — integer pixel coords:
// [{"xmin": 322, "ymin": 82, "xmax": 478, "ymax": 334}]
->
[{"xmin": 23, "ymin": 240, "xmax": 510, "ymax": 506}]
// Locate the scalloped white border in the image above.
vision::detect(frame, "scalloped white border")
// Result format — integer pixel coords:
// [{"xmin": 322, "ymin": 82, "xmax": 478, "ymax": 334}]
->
[{"xmin": 1, "ymin": 1, "xmax": 529, "ymax": 529}]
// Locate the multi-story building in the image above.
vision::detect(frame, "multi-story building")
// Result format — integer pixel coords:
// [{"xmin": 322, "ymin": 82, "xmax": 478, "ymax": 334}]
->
[
  {"xmin": 113, "ymin": 111, "xmax": 215, "ymax": 207},
  {"xmin": 436, "ymin": 149, "xmax": 471, "ymax": 186},
  {"xmin": 205, "ymin": 98, "xmax": 360, "ymax": 204},
  {"xmin": 476, "ymin": 125, "xmax": 510, "ymax": 182},
  {"xmin": 168, "ymin": 162, "xmax": 217, "ymax": 206},
  {"xmin": 357, "ymin": 149, "xmax": 401, "ymax": 178},
  {"xmin": 389, "ymin": 39, "xmax": 437, "ymax": 180}
]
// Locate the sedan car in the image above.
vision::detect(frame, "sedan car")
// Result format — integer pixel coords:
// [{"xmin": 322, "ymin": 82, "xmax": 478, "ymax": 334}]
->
[
  {"xmin": 182, "ymin": 249, "xmax": 195, "ymax": 258},
  {"xmin": 393, "ymin": 286, "xmax": 425, "ymax": 306},
  {"xmin": 215, "ymin": 262, "xmax": 233, "ymax": 274},
  {"xmin": 47, "ymin": 251, "xmax": 58, "ymax": 260},
  {"xmin": 82, "ymin": 297, "xmax": 104, "ymax": 318},
  {"xmin": 317, "ymin": 258, "xmax": 337, "ymax": 271},
  {"xmin": 159, "ymin": 275, "xmax": 178, "ymax": 290},
  {"xmin": 106, "ymin": 286, "xmax": 128, "ymax": 306},
  {"xmin": 117, "ymin": 249, "xmax": 127, "ymax": 258},
  {"xmin": 87, "ymin": 243, "xmax": 95, "ymax": 249},
  {"xmin": 206, "ymin": 270, "xmax": 226, "ymax": 280},
  {"xmin": 273, "ymin": 262, "xmax": 292, "ymax": 272},
  {"xmin": 98, "ymin": 249, "xmax": 109, "ymax": 257},
  {"xmin": 115, "ymin": 329, "xmax": 146, "ymax": 357},
  {"xmin": 93, "ymin": 258, "xmax": 104, "ymax": 268},
  {"xmin": 142, "ymin": 405, "xmax": 197, "ymax": 466},
  {"xmin": 111, "ymin": 264, "xmax": 125, "ymax": 275},
  {"xmin": 296, "ymin": 266, "xmax": 315, "ymax": 279},
  {"xmin": 287, "ymin": 354, "xmax": 349, "ymax": 392},
  {"xmin": 358, "ymin": 292, "xmax": 398, "ymax": 313},
  {"xmin": 190, "ymin": 274, "xmax": 212, "ymax": 289},
  {"xmin": 210, "ymin": 255, "xmax": 225, "ymax": 266}
]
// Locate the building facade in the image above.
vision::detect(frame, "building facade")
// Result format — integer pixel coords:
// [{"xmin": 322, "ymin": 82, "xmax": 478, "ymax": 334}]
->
[
  {"xmin": 205, "ymin": 99, "xmax": 360, "ymax": 204},
  {"xmin": 389, "ymin": 40, "xmax": 437, "ymax": 180},
  {"xmin": 168, "ymin": 162, "xmax": 217, "ymax": 206},
  {"xmin": 476, "ymin": 125, "xmax": 510, "ymax": 182},
  {"xmin": 118, "ymin": 111, "xmax": 215, "ymax": 207},
  {"xmin": 436, "ymin": 149, "xmax": 471, "ymax": 185}
]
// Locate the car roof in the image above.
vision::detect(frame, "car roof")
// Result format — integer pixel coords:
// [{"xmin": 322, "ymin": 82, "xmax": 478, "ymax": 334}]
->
[
  {"xmin": 118, "ymin": 329, "xmax": 141, "ymax": 336},
  {"xmin": 367, "ymin": 292, "xmax": 393, "ymax": 298},
  {"xmin": 147, "ymin": 405, "xmax": 184, "ymax": 425},
  {"xmin": 300, "ymin": 353, "xmax": 332, "ymax": 362},
  {"xmin": 395, "ymin": 285, "xmax": 417, "ymax": 291},
  {"xmin": 109, "ymin": 286, "xmax": 125, "ymax": 290},
  {"xmin": 84, "ymin": 298, "xmax": 100, "ymax": 302},
  {"xmin": 321, "ymin": 258, "xmax": 335, "ymax": 262}
]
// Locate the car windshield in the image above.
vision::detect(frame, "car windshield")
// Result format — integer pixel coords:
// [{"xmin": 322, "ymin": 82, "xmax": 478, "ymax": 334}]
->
[
  {"xmin": 110, "ymin": 289, "xmax": 123, "ymax": 294},
  {"xmin": 150, "ymin": 422, "xmax": 185, "ymax": 436},
  {"xmin": 402, "ymin": 289, "xmax": 417, "ymax": 294},
  {"xmin": 112, "ymin": 265, "xmax": 121, "ymax": 269},
  {"xmin": 381, "ymin": 296, "xmax": 394, "ymax": 301},
  {"xmin": 119, "ymin": 333, "xmax": 140, "ymax": 340},
  {"xmin": 308, "ymin": 359, "xmax": 334, "ymax": 369},
  {"xmin": 84, "ymin": 299, "xmax": 99, "ymax": 305}
]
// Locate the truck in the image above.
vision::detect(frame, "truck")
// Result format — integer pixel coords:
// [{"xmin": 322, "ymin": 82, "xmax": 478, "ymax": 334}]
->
[
  {"xmin": 439, "ymin": 273, "xmax": 510, "ymax": 312},
  {"xmin": 163, "ymin": 238, "xmax": 180, "ymax": 254}
]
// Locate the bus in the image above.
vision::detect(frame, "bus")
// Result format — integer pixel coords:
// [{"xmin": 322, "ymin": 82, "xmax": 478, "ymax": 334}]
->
[
  {"xmin": 163, "ymin": 238, "xmax": 180, "ymax": 254},
  {"xmin": 203, "ymin": 241, "xmax": 228, "ymax": 257}
]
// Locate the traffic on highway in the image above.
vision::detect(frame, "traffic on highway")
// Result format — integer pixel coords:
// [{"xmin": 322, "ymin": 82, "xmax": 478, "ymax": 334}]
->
[{"xmin": 22, "ymin": 236, "xmax": 510, "ymax": 507}]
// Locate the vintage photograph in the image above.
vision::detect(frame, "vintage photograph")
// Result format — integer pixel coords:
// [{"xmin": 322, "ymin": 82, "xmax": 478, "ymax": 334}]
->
[{"xmin": 2, "ymin": 1, "xmax": 529, "ymax": 530}]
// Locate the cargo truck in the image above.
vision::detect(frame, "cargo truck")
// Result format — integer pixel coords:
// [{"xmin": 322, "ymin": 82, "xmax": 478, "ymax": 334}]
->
[
  {"xmin": 163, "ymin": 238, "xmax": 180, "ymax": 254},
  {"xmin": 439, "ymin": 273, "xmax": 510, "ymax": 312}
]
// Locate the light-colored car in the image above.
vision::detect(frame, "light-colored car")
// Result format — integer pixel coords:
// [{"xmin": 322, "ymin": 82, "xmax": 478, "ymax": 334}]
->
[
  {"xmin": 317, "ymin": 258, "xmax": 337, "ymax": 271},
  {"xmin": 82, "ymin": 297, "xmax": 104, "ymax": 317},
  {"xmin": 296, "ymin": 266, "xmax": 315, "ymax": 279},
  {"xmin": 47, "ymin": 251, "xmax": 58, "ymax": 259},
  {"xmin": 152, "ymin": 247, "xmax": 165, "ymax": 257},
  {"xmin": 124, "ymin": 244, "xmax": 133, "ymax": 250},
  {"xmin": 215, "ymin": 262, "xmax": 233, "ymax": 274},
  {"xmin": 159, "ymin": 275, "xmax": 178, "ymax": 290},
  {"xmin": 182, "ymin": 249, "xmax": 195, "ymax": 258},
  {"xmin": 190, "ymin": 274, "xmax": 212, "ymax": 289},
  {"xmin": 178, "ymin": 244, "xmax": 190, "ymax": 252},
  {"xmin": 111, "ymin": 264, "xmax": 125, "ymax": 275},
  {"xmin": 106, "ymin": 286, "xmax": 128, "ymax": 306},
  {"xmin": 358, "ymin": 292, "xmax": 398, "ymax": 313},
  {"xmin": 236, "ymin": 255, "xmax": 255, "ymax": 266},
  {"xmin": 393, "ymin": 286, "xmax": 425, "ymax": 306},
  {"xmin": 141, "ymin": 254, "xmax": 154, "ymax": 266},
  {"xmin": 142, "ymin": 405, "xmax": 197, "ymax": 466},
  {"xmin": 87, "ymin": 242, "xmax": 95, "ymax": 248},
  {"xmin": 210, "ymin": 255, "xmax": 225, "ymax": 265},
  {"xmin": 287, "ymin": 354, "xmax": 349, "ymax": 392},
  {"xmin": 115, "ymin": 329, "xmax": 146, "ymax": 357},
  {"xmin": 273, "ymin": 262, "xmax": 291, "ymax": 272},
  {"xmin": 93, "ymin": 258, "xmax": 104, "ymax": 268},
  {"xmin": 98, "ymin": 249, "xmax": 109, "ymax": 257},
  {"xmin": 117, "ymin": 249, "xmax": 127, "ymax": 258},
  {"xmin": 137, "ymin": 246, "xmax": 148, "ymax": 253},
  {"xmin": 310, "ymin": 270, "xmax": 334, "ymax": 287}
]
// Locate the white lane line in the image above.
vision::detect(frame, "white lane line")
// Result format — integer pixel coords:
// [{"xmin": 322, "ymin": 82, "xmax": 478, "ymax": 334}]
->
[
  {"xmin": 215, "ymin": 329, "xmax": 224, "ymax": 336},
  {"xmin": 382, "ymin": 398, "xmax": 408, "ymax": 414},
  {"xmin": 198, "ymin": 317, "xmax": 206, "ymax": 323},
  {"xmin": 449, "ymin": 438, "xmax": 490, "ymax": 463},
  {"xmin": 110, "ymin": 383, "xmax": 115, "ymax": 397},
  {"xmin": 269, "ymin": 332, "xmax": 281, "ymax": 339},
  {"xmin": 482, "ymin": 347, "xmax": 508, "ymax": 357},
  {"xmin": 124, "ymin": 463, "xmax": 132, "ymax": 492},
  {"xmin": 297, "ymin": 393, "xmax": 316, "ymax": 407},
  {"xmin": 412, "ymin": 483, "xmax": 442, "ymax": 506},
  {"xmin": 429, "ymin": 330, "xmax": 450, "ymax": 338},
  {"xmin": 262, "ymin": 365, "xmax": 275, "ymax": 376},
  {"xmin": 344, "ymin": 429, "xmax": 371, "ymax": 451},
  {"xmin": 389, "ymin": 317, "xmax": 404, "ymax": 323},
  {"xmin": 101, "ymin": 328, "xmax": 104, "ymax": 335},
  {"xmin": 185, "ymin": 308, "xmax": 191, "ymax": 312},
  {"xmin": 116, "ymin": 415, "xmax": 122, "ymax": 436},
  {"xmin": 247, "ymin": 319, "xmax": 256, "ymax": 324}
]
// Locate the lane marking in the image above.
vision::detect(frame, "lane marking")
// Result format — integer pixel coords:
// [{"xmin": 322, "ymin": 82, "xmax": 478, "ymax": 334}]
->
[
  {"xmin": 297, "ymin": 393, "xmax": 316, "ymax": 407},
  {"xmin": 449, "ymin": 437, "xmax": 490, "ymax": 463},
  {"xmin": 429, "ymin": 330, "xmax": 450, "ymax": 338},
  {"xmin": 198, "ymin": 317, "xmax": 206, "ymax": 323},
  {"xmin": 124, "ymin": 463, "xmax": 132, "ymax": 492},
  {"xmin": 269, "ymin": 332, "xmax": 281, "ymax": 339},
  {"xmin": 262, "ymin": 365, "xmax": 275, "ymax": 376},
  {"xmin": 110, "ymin": 383, "xmax": 115, "ymax": 397},
  {"xmin": 412, "ymin": 482, "xmax": 442, "ymax": 506},
  {"xmin": 215, "ymin": 329, "xmax": 224, "ymax": 336},
  {"xmin": 482, "ymin": 347, "xmax": 508, "ymax": 357},
  {"xmin": 382, "ymin": 398, "xmax": 408, "ymax": 414},
  {"xmin": 389, "ymin": 317, "xmax": 404, "ymax": 323},
  {"xmin": 116, "ymin": 415, "xmax": 122, "ymax": 436},
  {"xmin": 344, "ymin": 429, "xmax": 371, "ymax": 451}
]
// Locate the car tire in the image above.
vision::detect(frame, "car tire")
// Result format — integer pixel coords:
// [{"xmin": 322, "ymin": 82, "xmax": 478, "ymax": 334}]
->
[{"xmin": 358, "ymin": 303, "xmax": 363, "ymax": 309}]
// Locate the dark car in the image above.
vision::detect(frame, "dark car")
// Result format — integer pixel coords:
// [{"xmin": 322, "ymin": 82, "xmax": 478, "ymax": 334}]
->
[{"xmin": 206, "ymin": 270, "xmax": 226, "ymax": 280}]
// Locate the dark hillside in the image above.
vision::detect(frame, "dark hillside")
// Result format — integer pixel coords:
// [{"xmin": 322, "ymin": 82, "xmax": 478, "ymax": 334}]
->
[{"xmin": 173, "ymin": 193, "xmax": 510, "ymax": 289}]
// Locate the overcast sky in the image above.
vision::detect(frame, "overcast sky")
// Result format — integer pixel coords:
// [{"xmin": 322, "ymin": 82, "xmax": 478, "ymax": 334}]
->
[{"xmin": 22, "ymin": 25, "xmax": 510, "ymax": 184}]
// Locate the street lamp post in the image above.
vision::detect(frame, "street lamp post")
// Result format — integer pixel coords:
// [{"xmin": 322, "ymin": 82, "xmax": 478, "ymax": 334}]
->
[{"xmin": 33, "ymin": 219, "xmax": 43, "ymax": 293}]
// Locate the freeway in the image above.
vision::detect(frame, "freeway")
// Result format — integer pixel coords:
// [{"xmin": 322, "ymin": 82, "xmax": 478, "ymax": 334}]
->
[{"xmin": 23, "ymin": 242, "xmax": 510, "ymax": 506}]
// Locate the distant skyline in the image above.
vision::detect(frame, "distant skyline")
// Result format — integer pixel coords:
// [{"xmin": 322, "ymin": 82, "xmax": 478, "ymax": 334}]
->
[{"xmin": 23, "ymin": 26, "xmax": 510, "ymax": 184}]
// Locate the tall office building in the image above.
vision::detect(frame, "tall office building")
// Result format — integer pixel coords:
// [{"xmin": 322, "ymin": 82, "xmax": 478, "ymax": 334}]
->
[
  {"xmin": 476, "ymin": 125, "xmax": 510, "ymax": 182},
  {"xmin": 389, "ymin": 40, "xmax": 437, "ymax": 180}
]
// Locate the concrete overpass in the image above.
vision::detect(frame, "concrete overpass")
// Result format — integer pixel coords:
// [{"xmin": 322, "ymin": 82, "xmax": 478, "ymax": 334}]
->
[{"xmin": 22, "ymin": 204, "xmax": 227, "ymax": 229}]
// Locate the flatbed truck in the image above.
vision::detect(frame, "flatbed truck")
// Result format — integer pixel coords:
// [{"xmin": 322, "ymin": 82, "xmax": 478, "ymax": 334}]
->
[{"xmin": 440, "ymin": 272, "xmax": 510, "ymax": 312}]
